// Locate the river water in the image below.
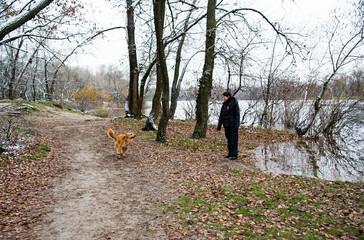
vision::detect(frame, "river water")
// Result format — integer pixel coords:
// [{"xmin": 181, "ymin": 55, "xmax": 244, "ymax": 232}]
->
[
  {"xmin": 145, "ymin": 100, "xmax": 364, "ymax": 183},
  {"xmin": 254, "ymin": 134, "xmax": 363, "ymax": 183}
]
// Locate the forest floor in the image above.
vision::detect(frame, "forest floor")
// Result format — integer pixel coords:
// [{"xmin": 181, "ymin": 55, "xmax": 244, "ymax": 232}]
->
[{"xmin": 0, "ymin": 102, "xmax": 363, "ymax": 239}]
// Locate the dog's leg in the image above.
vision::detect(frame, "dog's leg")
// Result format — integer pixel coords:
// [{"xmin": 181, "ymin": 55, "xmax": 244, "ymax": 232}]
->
[
  {"xmin": 119, "ymin": 145, "xmax": 124, "ymax": 156},
  {"xmin": 122, "ymin": 146, "xmax": 127, "ymax": 155},
  {"xmin": 115, "ymin": 143, "xmax": 119, "ymax": 154},
  {"xmin": 117, "ymin": 149, "xmax": 123, "ymax": 158}
]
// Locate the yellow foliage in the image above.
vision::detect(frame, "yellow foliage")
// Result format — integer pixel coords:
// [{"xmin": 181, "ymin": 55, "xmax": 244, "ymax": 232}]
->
[
  {"xmin": 72, "ymin": 85, "xmax": 112, "ymax": 112},
  {"xmin": 73, "ymin": 86, "xmax": 111, "ymax": 103},
  {"xmin": 99, "ymin": 90, "xmax": 112, "ymax": 102}
]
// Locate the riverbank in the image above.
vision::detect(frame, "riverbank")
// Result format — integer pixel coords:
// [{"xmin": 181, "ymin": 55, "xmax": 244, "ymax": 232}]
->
[{"xmin": 0, "ymin": 102, "xmax": 362, "ymax": 239}]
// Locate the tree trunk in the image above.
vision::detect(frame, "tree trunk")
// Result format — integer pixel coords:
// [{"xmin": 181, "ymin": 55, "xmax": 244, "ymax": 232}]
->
[
  {"xmin": 126, "ymin": 0, "xmax": 140, "ymax": 118},
  {"xmin": 260, "ymin": 74, "xmax": 272, "ymax": 128},
  {"xmin": 152, "ymin": 64, "xmax": 163, "ymax": 117},
  {"xmin": 295, "ymin": 78, "xmax": 329, "ymax": 136},
  {"xmin": 169, "ymin": 35, "xmax": 185, "ymax": 120},
  {"xmin": 44, "ymin": 59, "xmax": 50, "ymax": 101},
  {"xmin": 8, "ymin": 39, "xmax": 23, "ymax": 100},
  {"xmin": 143, "ymin": 62, "xmax": 163, "ymax": 131},
  {"xmin": 32, "ymin": 73, "xmax": 37, "ymax": 101},
  {"xmin": 169, "ymin": 0, "xmax": 196, "ymax": 120},
  {"xmin": 153, "ymin": 0, "xmax": 169, "ymax": 142},
  {"xmin": 142, "ymin": 63, "xmax": 163, "ymax": 131},
  {"xmin": 138, "ymin": 58, "xmax": 157, "ymax": 118},
  {"xmin": 192, "ymin": 0, "xmax": 216, "ymax": 139},
  {"xmin": 8, "ymin": 57, "xmax": 16, "ymax": 100}
]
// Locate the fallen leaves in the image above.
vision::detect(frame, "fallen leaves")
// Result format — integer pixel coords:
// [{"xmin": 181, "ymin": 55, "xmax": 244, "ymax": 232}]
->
[
  {"xmin": 1, "ymin": 109, "xmax": 363, "ymax": 239},
  {"xmin": 0, "ymin": 131, "xmax": 64, "ymax": 239},
  {"xmin": 120, "ymin": 120, "xmax": 363, "ymax": 240}
]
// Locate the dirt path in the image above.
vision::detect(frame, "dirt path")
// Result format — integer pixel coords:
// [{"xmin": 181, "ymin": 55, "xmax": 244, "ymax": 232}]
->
[{"xmin": 30, "ymin": 109, "xmax": 172, "ymax": 240}]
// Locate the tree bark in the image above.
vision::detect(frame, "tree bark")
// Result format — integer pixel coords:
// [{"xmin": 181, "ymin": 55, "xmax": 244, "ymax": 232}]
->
[
  {"xmin": 137, "ymin": 58, "xmax": 157, "ymax": 118},
  {"xmin": 126, "ymin": 0, "xmax": 140, "ymax": 118},
  {"xmin": 295, "ymin": 76, "xmax": 329, "ymax": 136},
  {"xmin": 8, "ymin": 39, "xmax": 24, "ymax": 100},
  {"xmin": 44, "ymin": 59, "xmax": 50, "ymax": 101},
  {"xmin": 152, "ymin": 64, "xmax": 163, "ymax": 120},
  {"xmin": 192, "ymin": 0, "xmax": 216, "ymax": 139},
  {"xmin": 153, "ymin": 0, "xmax": 169, "ymax": 142},
  {"xmin": 142, "ymin": 62, "xmax": 161, "ymax": 132},
  {"xmin": 169, "ymin": 0, "xmax": 196, "ymax": 120},
  {"xmin": 169, "ymin": 34, "xmax": 186, "ymax": 120}
]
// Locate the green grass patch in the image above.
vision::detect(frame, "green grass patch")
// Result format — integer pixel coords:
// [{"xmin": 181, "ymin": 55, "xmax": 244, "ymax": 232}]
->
[
  {"xmin": 170, "ymin": 137, "xmax": 203, "ymax": 150},
  {"xmin": 293, "ymin": 194, "xmax": 311, "ymax": 201},
  {"xmin": 274, "ymin": 191, "xmax": 287, "ymax": 198},
  {"xmin": 174, "ymin": 196, "xmax": 194, "ymax": 207},
  {"xmin": 262, "ymin": 199, "xmax": 279, "ymax": 208},
  {"xmin": 91, "ymin": 117, "xmax": 364, "ymax": 240},
  {"xmin": 224, "ymin": 231, "xmax": 239, "ymax": 237},
  {"xmin": 325, "ymin": 227, "xmax": 341, "ymax": 236},
  {"xmin": 230, "ymin": 169, "xmax": 241, "ymax": 176},
  {"xmin": 220, "ymin": 185, "xmax": 232, "ymax": 192},
  {"xmin": 40, "ymin": 142, "xmax": 51, "ymax": 152},
  {"xmin": 235, "ymin": 207, "xmax": 252, "ymax": 216}
]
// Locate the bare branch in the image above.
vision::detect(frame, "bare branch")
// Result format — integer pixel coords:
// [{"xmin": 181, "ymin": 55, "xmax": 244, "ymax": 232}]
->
[
  {"xmin": 0, "ymin": 0, "xmax": 54, "ymax": 41},
  {"xmin": 216, "ymin": 7, "xmax": 298, "ymax": 56}
]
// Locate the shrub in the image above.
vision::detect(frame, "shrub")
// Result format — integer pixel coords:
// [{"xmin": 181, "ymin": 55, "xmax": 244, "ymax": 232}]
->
[{"xmin": 73, "ymin": 85, "xmax": 111, "ymax": 112}]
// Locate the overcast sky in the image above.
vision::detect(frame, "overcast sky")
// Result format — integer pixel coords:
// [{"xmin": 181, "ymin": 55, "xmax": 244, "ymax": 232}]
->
[
  {"xmin": 70, "ymin": 0, "xmax": 348, "ymax": 72},
  {"xmin": 70, "ymin": 0, "xmax": 125, "ymax": 71}
]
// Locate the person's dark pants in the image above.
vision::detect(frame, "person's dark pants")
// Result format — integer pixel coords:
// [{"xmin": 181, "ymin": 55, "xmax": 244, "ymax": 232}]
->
[{"xmin": 224, "ymin": 127, "xmax": 238, "ymax": 157}]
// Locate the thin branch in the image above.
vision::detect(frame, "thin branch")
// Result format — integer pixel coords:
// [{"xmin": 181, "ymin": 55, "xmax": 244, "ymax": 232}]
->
[
  {"xmin": 216, "ymin": 7, "xmax": 298, "ymax": 55},
  {"xmin": 0, "ymin": 0, "xmax": 54, "ymax": 41},
  {"xmin": 164, "ymin": 12, "xmax": 206, "ymax": 46},
  {"xmin": 52, "ymin": 26, "xmax": 126, "ymax": 77}
]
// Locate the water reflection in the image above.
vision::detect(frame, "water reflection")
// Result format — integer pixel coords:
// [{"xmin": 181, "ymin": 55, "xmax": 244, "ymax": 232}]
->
[
  {"xmin": 145, "ymin": 100, "xmax": 363, "ymax": 182},
  {"xmin": 254, "ymin": 129, "xmax": 364, "ymax": 183}
]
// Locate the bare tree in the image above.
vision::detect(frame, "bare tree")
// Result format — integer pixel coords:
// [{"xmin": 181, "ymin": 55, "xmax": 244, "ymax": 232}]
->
[
  {"xmin": 142, "ymin": 63, "xmax": 161, "ymax": 131},
  {"xmin": 0, "ymin": 0, "xmax": 54, "ymax": 43},
  {"xmin": 0, "ymin": 1, "xmax": 108, "ymax": 101},
  {"xmin": 153, "ymin": 0, "xmax": 170, "ymax": 142},
  {"xmin": 190, "ymin": 1, "xmax": 301, "ymax": 138},
  {"xmin": 124, "ymin": 0, "xmax": 158, "ymax": 119},
  {"xmin": 126, "ymin": 0, "xmax": 139, "ymax": 118},
  {"xmin": 6, "ymin": 38, "xmax": 23, "ymax": 100},
  {"xmin": 192, "ymin": 0, "xmax": 216, "ymax": 139},
  {"xmin": 296, "ymin": 22, "xmax": 364, "ymax": 136},
  {"xmin": 169, "ymin": 0, "xmax": 197, "ymax": 120},
  {"xmin": 142, "ymin": 0, "xmax": 207, "ymax": 131}
]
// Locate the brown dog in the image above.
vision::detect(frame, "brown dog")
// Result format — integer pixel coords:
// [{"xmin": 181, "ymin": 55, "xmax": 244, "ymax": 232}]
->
[{"xmin": 107, "ymin": 128, "xmax": 136, "ymax": 157}]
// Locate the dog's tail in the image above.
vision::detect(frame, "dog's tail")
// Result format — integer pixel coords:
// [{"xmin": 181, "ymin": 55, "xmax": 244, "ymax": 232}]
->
[{"xmin": 107, "ymin": 128, "xmax": 116, "ymax": 139}]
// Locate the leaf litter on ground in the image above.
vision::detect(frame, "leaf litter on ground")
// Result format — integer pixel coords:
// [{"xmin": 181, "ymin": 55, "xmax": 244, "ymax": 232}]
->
[
  {"xmin": 110, "ymin": 118, "xmax": 363, "ymax": 239},
  {"xmin": 0, "ymin": 105, "xmax": 363, "ymax": 240}
]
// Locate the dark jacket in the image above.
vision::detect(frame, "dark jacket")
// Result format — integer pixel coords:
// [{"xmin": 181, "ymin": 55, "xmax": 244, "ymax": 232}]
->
[{"xmin": 217, "ymin": 97, "xmax": 240, "ymax": 130}]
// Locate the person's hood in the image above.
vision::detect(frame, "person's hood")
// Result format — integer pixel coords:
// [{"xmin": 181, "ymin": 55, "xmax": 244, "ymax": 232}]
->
[{"xmin": 224, "ymin": 96, "xmax": 237, "ymax": 106}]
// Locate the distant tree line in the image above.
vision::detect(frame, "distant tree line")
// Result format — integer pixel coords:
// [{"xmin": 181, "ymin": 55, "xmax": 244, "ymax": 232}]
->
[
  {"xmin": 178, "ymin": 70, "xmax": 364, "ymax": 101},
  {"xmin": 0, "ymin": 0, "xmax": 363, "ymax": 140}
]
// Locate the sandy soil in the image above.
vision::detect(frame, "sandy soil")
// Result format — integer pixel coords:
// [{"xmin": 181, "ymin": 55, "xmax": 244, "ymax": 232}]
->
[{"xmin": 30, "ymin": 108, "xmax": 173, "ymax": 240}]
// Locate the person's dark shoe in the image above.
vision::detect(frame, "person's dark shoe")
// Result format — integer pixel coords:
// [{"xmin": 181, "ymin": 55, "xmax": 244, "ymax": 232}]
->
[
  {"xmin": 229, "ymin": 156, "xmax": 237, "ymax": 160},
  {"xmin": 224, "ymin": 155, "xmax": 230, "ymax": 158}
]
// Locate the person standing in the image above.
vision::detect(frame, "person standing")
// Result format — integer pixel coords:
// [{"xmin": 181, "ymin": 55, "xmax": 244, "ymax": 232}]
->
[{"xmin": 217, "ymin": 91, "xmax": 240, "ymax": 160}]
